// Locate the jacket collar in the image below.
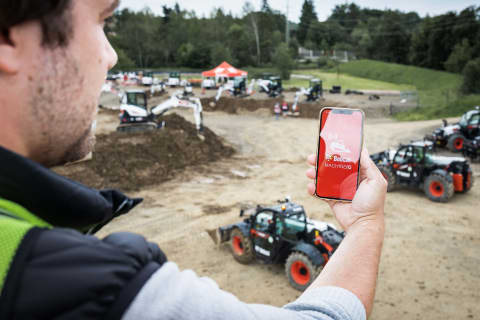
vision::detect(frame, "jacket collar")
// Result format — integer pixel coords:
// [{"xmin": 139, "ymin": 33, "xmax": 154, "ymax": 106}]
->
[{"xmin": 0, "ymin": 146, "xmax": 142, "ymax": 231}]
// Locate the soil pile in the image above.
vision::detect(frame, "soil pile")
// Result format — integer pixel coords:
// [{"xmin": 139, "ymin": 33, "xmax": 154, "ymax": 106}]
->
[
  {"xmin": 55, "ymin": 114, "xmax": 235, "ymax": 191},
  {"xmin": 200, "ymin": 97, "xmax": 348, "ymax": 119}
]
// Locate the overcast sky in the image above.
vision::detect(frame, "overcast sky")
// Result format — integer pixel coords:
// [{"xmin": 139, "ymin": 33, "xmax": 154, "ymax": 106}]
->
[{"xmin": 118, "ymin": 0, "xmax": 478, "ymax": 22}]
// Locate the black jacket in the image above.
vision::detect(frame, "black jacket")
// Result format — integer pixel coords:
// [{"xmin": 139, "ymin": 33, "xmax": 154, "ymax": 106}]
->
[{"xmin": 0, "ymin": 147, "xmax": 167, "ymax": 319}]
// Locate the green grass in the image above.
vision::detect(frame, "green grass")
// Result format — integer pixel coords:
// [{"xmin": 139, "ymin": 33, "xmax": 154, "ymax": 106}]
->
[
  {"xmin": 395, "ymin": 94, "xmax": 480, "ymax": 121},
  {"xmin": 329, "ymin": 59, "xmax": 480, "ymax": 120},
  {"xmin": 333, "ymin": 59, "xmax": 461, "ymax": 91},
  {"xmin": 284, "ymin": 70, "xmax": 415, "ymax": 91}
]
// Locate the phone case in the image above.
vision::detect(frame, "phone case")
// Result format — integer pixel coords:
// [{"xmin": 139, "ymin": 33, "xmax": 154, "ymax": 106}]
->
[{"xmin": 314, "ymin": 107, "xmax": 365, "ymax": 202}]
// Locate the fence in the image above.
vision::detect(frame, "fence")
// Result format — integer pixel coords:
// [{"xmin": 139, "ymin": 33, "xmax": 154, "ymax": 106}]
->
[{"xmin": 297, "ymin": 47, "xmax": 356, "ymax": 62}]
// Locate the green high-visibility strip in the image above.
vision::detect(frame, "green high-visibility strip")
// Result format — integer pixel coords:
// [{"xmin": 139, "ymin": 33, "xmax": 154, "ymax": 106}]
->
[
  {"xmin": 0, "ymin": 198, "xmax": 51, "ymax": 294},
  {"xmin": 0, "ymin": 217, "xmax": 31, "ymax": 294},
  {"xmin": 0, "ymin": 198, "xmax": 51, "ymax": 228}
]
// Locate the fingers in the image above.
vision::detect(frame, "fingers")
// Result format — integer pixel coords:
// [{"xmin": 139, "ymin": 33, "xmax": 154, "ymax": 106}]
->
[
  {"xmin": 357, "ymin": 147, "xmax": 388, "ymax": 194},
  {"xmin": 359, "ymin": 147, "xmax": 382, "ymax": 182},
  {"xmin": 307, "ymin": 154, "xmax": 316, "ymax": 167},
  {"xmin": 306, "ymin": 167, "xmax": 316, "ymax": 179},
  {"xmin": 307, "ymin": 182, "xmax": 315, "ymax": 195}
]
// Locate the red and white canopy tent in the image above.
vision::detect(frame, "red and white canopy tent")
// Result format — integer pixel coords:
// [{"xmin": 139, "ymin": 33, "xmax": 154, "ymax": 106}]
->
[{"xmin": 202, "ymin": 61, "xmax": 248, "ymax": 80}]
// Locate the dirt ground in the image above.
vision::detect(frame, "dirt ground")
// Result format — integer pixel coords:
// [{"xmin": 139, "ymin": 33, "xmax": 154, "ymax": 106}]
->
[{"xmin": 63, "ymin": 89, "xmax": 479, "ymax": 320}]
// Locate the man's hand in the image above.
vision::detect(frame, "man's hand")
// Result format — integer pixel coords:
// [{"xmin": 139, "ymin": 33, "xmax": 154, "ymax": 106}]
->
[
  {"xmin": 304, "ymin": 148, "xmax": 387, "ymax": 316},
  {"xmin": 305, "ymin": 148, "xmax": 387, "ymax": 232}
]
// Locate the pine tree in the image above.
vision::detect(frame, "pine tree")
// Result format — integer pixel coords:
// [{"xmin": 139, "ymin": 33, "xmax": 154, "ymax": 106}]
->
[
  {"xmin": 298, "ymin": 0, "xmax": 318, "ymax": 46},
  {"xmin": 261, "ymin": 0, "xmax": 271, "ymax": 13}
]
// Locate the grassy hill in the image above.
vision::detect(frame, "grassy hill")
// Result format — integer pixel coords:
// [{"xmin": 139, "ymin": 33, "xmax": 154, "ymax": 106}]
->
[{"xmin": 334, "ymin": 59, "xmax": 480, "ymax": 120}]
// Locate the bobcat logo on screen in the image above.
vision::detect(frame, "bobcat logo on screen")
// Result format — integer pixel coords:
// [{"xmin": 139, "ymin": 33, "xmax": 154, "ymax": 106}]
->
[
  {"xmin": 325, "ymin": 153, "xmax": 353, "ymax": 170},
  {"xmin": 329, "ymin": 141, "xmax": 351, "ymax": 154}
]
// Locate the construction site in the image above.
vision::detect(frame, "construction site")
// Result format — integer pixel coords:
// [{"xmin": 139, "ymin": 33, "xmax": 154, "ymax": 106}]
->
[{"xmin": 54, "ymin": 82, "xmax": 480, "ymax": 320}]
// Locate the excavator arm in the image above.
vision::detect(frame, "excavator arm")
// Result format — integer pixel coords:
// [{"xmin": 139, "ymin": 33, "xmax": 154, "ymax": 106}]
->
[{"xmin": 151, "ymin": 91, "xmax": 204, "ymax": 132}]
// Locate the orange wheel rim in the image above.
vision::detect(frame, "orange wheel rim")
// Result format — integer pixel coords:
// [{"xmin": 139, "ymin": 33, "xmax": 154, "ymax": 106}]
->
[
  {"xmin": 291, "ymin": 261, "xmax": 310, "ymax": 285},
  {"xmin": 232, "ymin": 236, "xmax": 244, "ymax": 255},
  {"xmin": 454, "ymin": 138, "xmax": 464, "ymax": 150},
  {"xmin": 429, "ymin": 181, "xmax": 444, "ymax": 197}
]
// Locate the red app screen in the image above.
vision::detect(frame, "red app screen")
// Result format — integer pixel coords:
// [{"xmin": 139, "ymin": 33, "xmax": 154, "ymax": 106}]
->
[{"xmin": 315, "ymin": 109, "xmax": 363, "ymax": 201}]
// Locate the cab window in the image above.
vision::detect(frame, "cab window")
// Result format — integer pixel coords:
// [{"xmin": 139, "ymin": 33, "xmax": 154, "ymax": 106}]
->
[
  {"xmin": 127, "ymin": 93, "xmax": 146, "ymax": 108},
  {"xmin": 394, "ymin": 147, "xmax": 413, "ymax": 164},
  {"xmin": 413, "ymin": 147, "xmax": 425, "ymax": 163},
  {"xmin": 469, "ymin": 114, "xmax": 480, "ymax": 126},
  {"xmin": 255, "ymin": 212, "xmax": 273, "ymax": 232}
]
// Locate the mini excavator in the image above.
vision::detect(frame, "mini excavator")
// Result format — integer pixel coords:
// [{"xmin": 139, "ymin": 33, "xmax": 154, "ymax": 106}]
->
[{"xmin": 117, "ymin": 90, "xmax": 203, "ymax": 135}]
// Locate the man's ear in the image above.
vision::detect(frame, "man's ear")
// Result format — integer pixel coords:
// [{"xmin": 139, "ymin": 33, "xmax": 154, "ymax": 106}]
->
[{"xmin": 0, "ymin": 28, "xmax": 21, "ymax": 74}]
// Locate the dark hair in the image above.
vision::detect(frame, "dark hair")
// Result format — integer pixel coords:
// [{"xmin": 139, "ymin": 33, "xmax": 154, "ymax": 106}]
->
[{"xmin": 0, "ymin": 0, "xmax": 73, "ymax": 47}]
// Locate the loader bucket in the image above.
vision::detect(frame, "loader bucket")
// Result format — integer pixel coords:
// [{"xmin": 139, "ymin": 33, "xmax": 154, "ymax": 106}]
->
[{"xmin": 207, "ymin": 225, "xmax": 234, "ymax": 246}]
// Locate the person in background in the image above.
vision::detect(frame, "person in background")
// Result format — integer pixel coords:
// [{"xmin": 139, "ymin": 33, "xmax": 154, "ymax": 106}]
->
[
  {"xmin": 282, "ymin": 101, "xmax": 289, "ymax": 117},
  {"xmin": 274, "ymin": 102, "xmax": 282, "ymax": 120}
]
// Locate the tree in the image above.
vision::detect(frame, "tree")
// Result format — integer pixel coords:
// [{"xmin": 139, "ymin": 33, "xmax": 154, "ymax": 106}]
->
[
  {"xmin": 369, "ymin": 12, "xmax": 411, "ymax": 64},
  {"xmin": 210, "ymin": 44, "xmax": 235, "ymax": 66},
  {"xmin": 273, "ymin": 43, "xmax": 294, "ymax": 80},
  {"xmin": 114, "ymin": 48, "xmax": 135, "ymax": 70},
  {"xmin": 298, "ymin": 0, "xmax": 318, "ymax": 46},
  {"xmin": 461, "ymin": 58, "xmax": 480, "ymax": 94},
  {"xmin": 227, "ymin": 23, "xmax": 254, "ymax": 66},
  {"xmin": 261, "ymin": 0, "xmax": 271, "ymax": 13},
  {"xmin": 177, "ymin": 43, "xmax": 195, "ymax": 67},
  {"xmin": 242, "ymin": 2, "xmax": 261, "ymax": 65},
  {"xmin": 444, "ymin": 39, "xmax": 473, "ymax": 73}
]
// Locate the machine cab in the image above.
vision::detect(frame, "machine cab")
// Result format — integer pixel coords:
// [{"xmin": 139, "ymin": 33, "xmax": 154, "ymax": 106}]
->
[
  {"xmin": 309, "ymin": 79, "xmax": 323, "ymax": 98},
  {"xmin": 168, "ymin": 72, "xmax": 181, "ymax": 87},
  {"xmin": 123, "ymin": 91, "xmax": 148, "ymax": 110},
  {"xmin": 392, "ymin": 143, "xmax": 430, "ymax": 182},
  {"xmin": 459, "ymin": 110, "xmax": 480, "ymax": 138},
  {"xmin": 251, "ymin": 203, "xmax": 308, "ymax": 262},
  {"xmin": 233, "ymin": 77, "xmax": 246, "ymax": 88},
  {"xmin": 269, "ymin": 76, "xmax": 282, "ymax": 91},
  {"xmin": 393, "ymin": 145, "xmax": 423, "ymax": 166},
  {"xmin": 169, "ymin": 72, "xmax": 180, "ymax": 79},
  {"xmin": 233, "ymin": 77, "xmax": 246, "ymax": 94}
]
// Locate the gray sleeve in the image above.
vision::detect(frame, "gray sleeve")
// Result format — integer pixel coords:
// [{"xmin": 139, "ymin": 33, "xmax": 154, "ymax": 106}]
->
[{"xmin": 122, "ymin": 262, "xmax": 366, "ymax": 320}]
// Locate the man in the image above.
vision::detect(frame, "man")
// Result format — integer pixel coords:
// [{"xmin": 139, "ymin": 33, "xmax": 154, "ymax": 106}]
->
[{"xmin": 0, "ymin": 1, "xmax": 387, "ymax": 319}]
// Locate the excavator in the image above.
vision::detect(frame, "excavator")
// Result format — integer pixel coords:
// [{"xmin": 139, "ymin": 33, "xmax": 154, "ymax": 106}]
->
[
  {"xmin": 296, "ymin": 79, "xmax": 323, "ymax": 102},
  {"xmin": 117, "ymin": 90, "xmax": 204, "ymax": 135},
  {"xmin": 214, "ymin": 77, "xmax": 256, "ymax": 102},
  {"xmin": 290, "ymin": 79, "xmax": 323, "ymax": 115},
  {"xmin": 257, "ymin": 76, "xmax": 283, "ymax": 98}
]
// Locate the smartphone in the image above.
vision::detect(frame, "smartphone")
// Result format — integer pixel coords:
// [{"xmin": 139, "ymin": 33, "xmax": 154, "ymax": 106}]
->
[{"xmin": 315, "ymin": 108, "xmax": 364, "ymax": 202}]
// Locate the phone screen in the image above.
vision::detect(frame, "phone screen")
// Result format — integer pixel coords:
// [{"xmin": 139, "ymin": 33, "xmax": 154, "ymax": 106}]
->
[{"xmin": 315, "ymin": 108, "xmax": 364, "ymax": 201}]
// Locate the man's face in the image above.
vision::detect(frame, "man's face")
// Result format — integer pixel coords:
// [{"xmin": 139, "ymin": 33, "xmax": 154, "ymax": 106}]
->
[{"xmin": 26, "ymin": 0, "xmax": 118, "ymax": 167}]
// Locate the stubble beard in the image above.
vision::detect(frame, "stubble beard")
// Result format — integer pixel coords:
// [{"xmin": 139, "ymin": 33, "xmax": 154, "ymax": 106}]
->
[{"xmin": 28, "ymin": 48, "xmax": 98, "ymax": 168}]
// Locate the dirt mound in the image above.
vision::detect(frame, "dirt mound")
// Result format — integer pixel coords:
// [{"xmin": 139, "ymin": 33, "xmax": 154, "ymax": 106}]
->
[
  {"xmin": 201, "ymin": 97, "xmax": 348, "ymax": 119},
  {"xmin": 55, "ymin": 114, "xmax": 235, "ymax": 191}
]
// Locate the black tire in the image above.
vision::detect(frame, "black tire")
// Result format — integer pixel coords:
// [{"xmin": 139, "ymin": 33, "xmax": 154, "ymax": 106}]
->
[
  {"xmin": 230, "ymin": 228, "xmax": 254, "ymax": 264},
  {"xmin": 464, "ymin": 169, "xmax": 474, "ymax": 193},
  {"xmin": 424, "ymin": 173, "xmax": 454, "ymax": 202},
  {"xmin": 285, "ymin": 252, "xmax": 322, "ymax": 291},
  {"xmin": 377, "ymin": 164, "xmax": 396, "ymax": 192},
  {"xmin": 447, "ymin": 134, "xmax": 466, "ymax": 152}
]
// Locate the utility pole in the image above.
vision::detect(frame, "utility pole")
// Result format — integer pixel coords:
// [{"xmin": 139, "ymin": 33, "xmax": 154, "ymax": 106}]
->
[{"xmin": 285, "ymin": 0, "xmax": 290, "ymax": 44}]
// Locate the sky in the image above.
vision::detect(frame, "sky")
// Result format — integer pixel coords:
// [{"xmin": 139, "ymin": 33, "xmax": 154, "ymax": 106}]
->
[{"xmin": 118, "ymin": 0, "xmax": 479, "ymax": 22}]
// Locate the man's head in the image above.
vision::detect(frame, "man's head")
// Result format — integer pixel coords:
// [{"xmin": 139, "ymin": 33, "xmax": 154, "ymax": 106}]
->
[{"xmin": 0, "ymin": 0, "xmax": 118, "ymax": 167}]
